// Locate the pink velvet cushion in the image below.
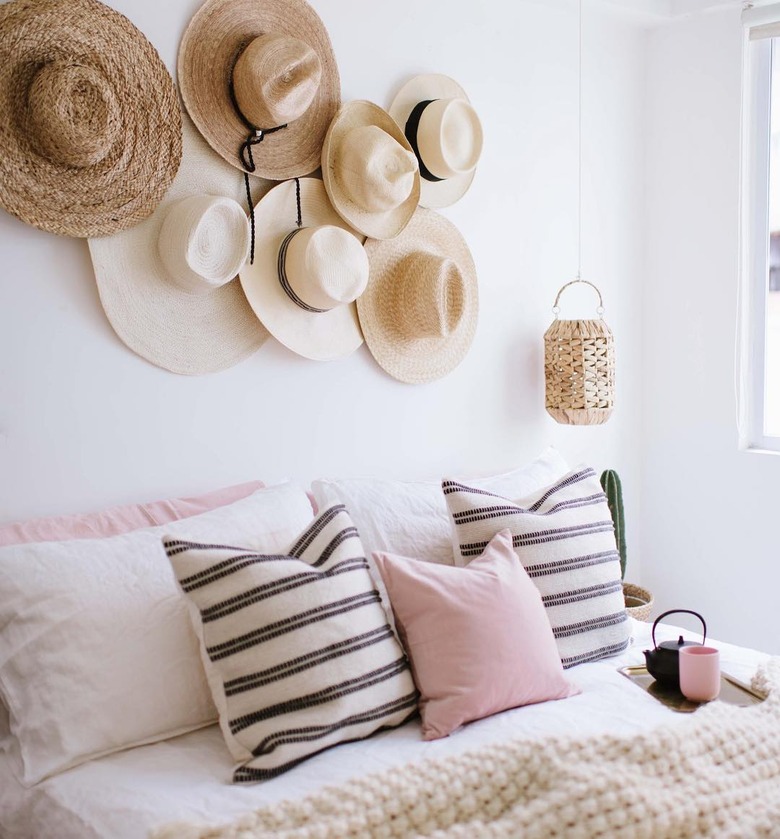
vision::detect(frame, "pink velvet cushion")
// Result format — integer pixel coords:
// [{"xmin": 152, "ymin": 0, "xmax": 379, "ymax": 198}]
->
[
  {"xmin": 373, "ymin": 529, "xmax": 580, "ymax": 740},
  {"xmin": 0, "ymin": 481, "xmax": 264, "ymax": 547}
]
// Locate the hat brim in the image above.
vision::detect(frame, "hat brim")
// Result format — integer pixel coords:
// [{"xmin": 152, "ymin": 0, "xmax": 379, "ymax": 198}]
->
[
  {"xmin": 239, "ymin": 178, "xmax": 366, "ymax": 362},
  {"xmin": 178, "ymin": 0, "xmax": 340, "ymax": 181},
  {"xmin": 321, "ymin": 100, "xmax": 420, "ymax": 240},
  {"xmin": 388, "ymin": 74, "xmax": 477, "ymax": 210},
  {"xmin": 0, "ymin": 0, "xmax": 182, "ymax": 238},
  {"xmin": 88, "ymin": 116, "xmax": 269, "ymax": 376},
  {"xmin": 358, "ymin": 208, "xmax": 478, "ymax": 384}
]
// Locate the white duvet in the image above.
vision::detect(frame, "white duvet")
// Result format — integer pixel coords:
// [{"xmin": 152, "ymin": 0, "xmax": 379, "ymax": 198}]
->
[{"xmin": 0, "ymin": 620, "xmax": 768, "ymax": 839}]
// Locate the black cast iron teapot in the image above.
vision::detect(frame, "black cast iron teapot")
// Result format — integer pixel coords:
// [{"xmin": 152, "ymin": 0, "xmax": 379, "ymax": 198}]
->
[{"xmin": 643, "ymin": 609, "xmax": 707, "ymax": 690}]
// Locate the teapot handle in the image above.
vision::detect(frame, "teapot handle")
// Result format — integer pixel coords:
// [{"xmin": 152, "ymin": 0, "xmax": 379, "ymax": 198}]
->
[{"xmin": 651, "ymin": 609, "xmax": 707, "ymax": 648}]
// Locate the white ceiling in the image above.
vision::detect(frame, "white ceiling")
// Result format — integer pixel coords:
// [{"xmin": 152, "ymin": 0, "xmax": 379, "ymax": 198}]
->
[{"xmin": 596, "ymin": 0, "xmax": 743, "ymax": 25}]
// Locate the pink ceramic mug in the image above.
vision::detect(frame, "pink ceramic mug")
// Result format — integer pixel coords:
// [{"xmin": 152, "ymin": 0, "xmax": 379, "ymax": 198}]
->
[{"xmin": 679, "ymin": 645, "xmax": 720, "ymax": 702}]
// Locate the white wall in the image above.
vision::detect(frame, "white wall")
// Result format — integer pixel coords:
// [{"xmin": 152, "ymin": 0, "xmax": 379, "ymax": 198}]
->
[
  {"xmin": 0, "ymin": 1, "xmax": 646, "ymax": 578},
  {"xmin": 644, "ymin": 6, "xmax": 780, "ymax": 654}
]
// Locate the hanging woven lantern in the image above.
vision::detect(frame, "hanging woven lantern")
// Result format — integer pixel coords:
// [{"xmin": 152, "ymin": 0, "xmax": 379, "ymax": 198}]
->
[{"xmin": 544, "ymin": 279, "xmax": 614, "ymax": 425}]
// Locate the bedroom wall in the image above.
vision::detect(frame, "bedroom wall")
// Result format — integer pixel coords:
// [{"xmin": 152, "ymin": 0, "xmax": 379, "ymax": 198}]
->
[
  {"xmin": 643, "ymin": 6, "xmax": 780, "ymax": 654},
  {"xmin": 0, "ymin": 1, "xmax": 646, "ymax": 579}
]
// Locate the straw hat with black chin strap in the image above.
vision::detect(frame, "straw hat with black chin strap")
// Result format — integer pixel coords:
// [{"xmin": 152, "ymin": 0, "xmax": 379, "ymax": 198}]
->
[
  {"xmin": 178, "ymin": 0, "xmax": 341, "ymax": 264},
  {"xmin": 88, "ymin": 116, "xmax": 269, "ymax": 376},
  {"xmin": 0, "ymin": 0, "xmax": 182, "ymax": 238},
  {"xmin": 388, "ymin": 74, "xmax": 483, "ymax": 210},
  {"xmin": 239, "ymin": 177, "xmax": 369, "ymax": 362}
]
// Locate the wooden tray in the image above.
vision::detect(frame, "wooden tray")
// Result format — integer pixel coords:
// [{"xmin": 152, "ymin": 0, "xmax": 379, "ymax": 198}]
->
[{"xmin": 618, "ymin": 665, "xmax": 766, "ymax": 713}]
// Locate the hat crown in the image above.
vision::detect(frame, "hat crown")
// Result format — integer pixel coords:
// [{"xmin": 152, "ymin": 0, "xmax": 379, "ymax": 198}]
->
[
  {"xmin": 27, "ymin": 61, "xmax": 120, "ymax": 168},
  {"xmin": 232, "ymin": 34, "xmax": 322, "ymax": 129},
  {"xmin": 397, "ymin": 251, "xmax": 465, "ymax": 338},
  {"xmin": 338, "ymin": 125, "xmax": 418, "ymax": 213},
  {"xmin": 416, "ymin": 98, "xmax": 483, "ymax": 179},
  {"xmin": 158, "ymin": 195, "xmax": 250, "ymax": 295},
  {"xmin": 283, "ymin": 225, "xmax": 369, "ymax": 311}
]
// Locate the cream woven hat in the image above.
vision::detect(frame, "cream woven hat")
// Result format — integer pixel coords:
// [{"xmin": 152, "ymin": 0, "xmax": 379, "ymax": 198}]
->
[
  {"xmin": 88, "ymin": 116, "xmax": 268, "ymax": 376},
  {"xmin": 240, "ymin": 178, "xmax": 368, "ymax": 361},
  {"xmin": 0, "ymin": 0, "xmax": 182, "ymax": 238},
  {"xmin": 388, "ymin": 74, "xmax": 483, "ymax": 209},
  {"xmin": 322, "ymin": 101, "xmax": 420, "ymax": 240},
  {"xmin": 178, "ymin": 0, "xmax": 340, "ymax": 181},
  {"xmin": 358, "ymin": 208, "xmax": 478, "ymax": 384}
]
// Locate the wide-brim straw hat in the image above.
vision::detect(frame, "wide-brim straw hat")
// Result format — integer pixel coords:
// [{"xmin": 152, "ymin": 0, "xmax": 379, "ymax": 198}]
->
[
  {"xmin": 322, "ymin": 100, "xmax": 420, "ymax": 240},
  {"xmin": 239, "ymin": 178, "xmax": 367, "ymax": 361},
  {"xmin": 178, "ymin": 0, "xmax": 340, "ymax": 181},
  {"xmin": 388, "ymin": 74, "xmax": 482, "ymax": 210},
  {"xmin": 358, "ymin": 208, "xmax": 478, "ymax": 384},
  {"xmin": 88, "ymin": 116, "xmax": 269, "ymax": 376},
  {"xmin": 0, "ymin": 0, "xmax": 182, "ymax": 238}
]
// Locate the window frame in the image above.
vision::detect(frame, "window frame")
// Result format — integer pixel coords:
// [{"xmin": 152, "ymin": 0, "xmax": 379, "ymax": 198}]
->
[{"xmin": 739, "ymin": 18, "xmax": 779, "ymax": 452}]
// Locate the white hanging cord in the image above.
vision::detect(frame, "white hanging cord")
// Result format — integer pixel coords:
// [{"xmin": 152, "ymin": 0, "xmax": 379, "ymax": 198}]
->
[{"xmin": 576, "ymin": 0, "xmax": 582, "ymax": 281}]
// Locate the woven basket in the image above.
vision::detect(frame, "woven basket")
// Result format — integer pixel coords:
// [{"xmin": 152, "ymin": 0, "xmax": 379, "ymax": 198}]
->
[
  {"xmin": 623, "ymin": 583, "xmax": 654, "ymax": 623},
  {"xmin": 544, "ymin": 280, "xmax": 615, "ymax": 425}
]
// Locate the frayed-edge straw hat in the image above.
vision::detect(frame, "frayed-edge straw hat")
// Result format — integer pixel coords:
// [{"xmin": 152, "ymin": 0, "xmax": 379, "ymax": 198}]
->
[
  {"xmin": 178, "ymin": 0, "xmax": 340, "ymax": 181},
  {"xmin": 322, "ymin": 100, "xmax": 420, "ymax": 240},
  {"xmin": 88, "ymin": 116, "xmax": 269, "ymax": 376},
  {"xmin": 239, "ymin": 178, "xmax": 368, "ymax": 361},
  {"xmin": 0, "ymin": 0, "xmax": 182, "ymax": 238},
  {"xmin": 388, "ymin": 74, "xmax": 483, "ymax": 210},
  {"xmin": 358, "ymin": 208, "xmax": 478, "ymax": 384}
]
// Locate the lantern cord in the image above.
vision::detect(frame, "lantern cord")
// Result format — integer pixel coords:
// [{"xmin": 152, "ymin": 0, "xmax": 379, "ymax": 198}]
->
[{"xmin": 577, "ymin": 0, "xmax": 583, "ymax": 284}]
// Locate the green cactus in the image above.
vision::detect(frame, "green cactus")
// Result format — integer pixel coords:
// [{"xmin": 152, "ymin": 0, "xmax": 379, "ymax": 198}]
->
[{"xmin": 600, "ymin": 469, "xmax": 627, "ymax": 580}]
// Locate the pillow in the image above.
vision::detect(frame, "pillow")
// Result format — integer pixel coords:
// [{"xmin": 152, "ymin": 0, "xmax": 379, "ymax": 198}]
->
[
  {"xmin": 373, "ymin": 530, "xmax": 579, "ymax": 740},
  {"xmin": 0, "ymin": 482, "xmax": 313, "ymax": 786},
  {"xmin": 443, "ymin": 466, "xmax": 630, "ymax": 669},
  {"xmin": 311, "ymin": 447, "xmax": 569, "ymax": 567},
  {"xmin": 0, "ymin": 479, "xmax": 265, "ymax": 547},
  {"xmin": 0, "ymin": 480, "xmax": 264, "ymax": 746},
  {"xmin": 164, "ymin": 505, "xmax": 418, "ymax": 782}
]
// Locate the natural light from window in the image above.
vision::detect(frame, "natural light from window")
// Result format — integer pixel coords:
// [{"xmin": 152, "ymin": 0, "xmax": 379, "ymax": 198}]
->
[{"xmin": 766, "ymin": 40, "xmax": 780, "ymax": 436}]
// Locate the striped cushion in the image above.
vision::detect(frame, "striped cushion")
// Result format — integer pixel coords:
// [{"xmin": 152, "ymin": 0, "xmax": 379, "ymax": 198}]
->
[
  {"xmin": 443, "ymin": 467, "xmax": 630, "ymax": 668},
  {"xmin": 164, "ymin": 505, "xmax": 418, "ymax": 782}
]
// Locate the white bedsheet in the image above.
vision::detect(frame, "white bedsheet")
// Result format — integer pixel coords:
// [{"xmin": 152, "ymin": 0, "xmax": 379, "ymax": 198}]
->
[{"xmin": 0, "ymin": 620, "xmax": 769, "ymax": 839}]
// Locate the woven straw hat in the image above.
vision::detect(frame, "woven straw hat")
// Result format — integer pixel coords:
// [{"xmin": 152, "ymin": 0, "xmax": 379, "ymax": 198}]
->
[
  {"xmin": 322, "ymin": 100, "xmax": 420, "ymax": 240},
  {"xmin": 388, "ymin": 74, "xmax": 483, "ymax": 209},
  {"xmin": 240, "ymin": 178, "xmax": 368, "ymax": 361},
  {"xmin": 0, "ymin": 0, "xmax": 182, "ymax": 238},
  {"xmin": 358, "ymin": 208, "xmax": 478, "ymax": 384},
  {"xmin": 88, "ymin": 116, "xmax": 269, "ymax": 376},
  {"xmin": 178, "ymin": 0, "xmax": 340, "ymax": 181}
]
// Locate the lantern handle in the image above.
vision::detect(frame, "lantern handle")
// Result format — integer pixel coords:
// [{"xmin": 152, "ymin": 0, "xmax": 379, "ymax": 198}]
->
[{"xmin": 552, "ymin": 279, "xmax": 605, "ymax": 319}]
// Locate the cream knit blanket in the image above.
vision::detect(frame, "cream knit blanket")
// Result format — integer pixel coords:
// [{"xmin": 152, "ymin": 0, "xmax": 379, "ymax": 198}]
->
[{"xmin": 153, "ymin": 660, "xmax": 780, "ymax": 839}]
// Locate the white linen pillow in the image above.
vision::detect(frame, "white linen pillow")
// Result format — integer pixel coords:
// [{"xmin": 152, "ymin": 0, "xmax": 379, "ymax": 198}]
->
[
  {"xmin": 311, "ymin": 447, "xmax": 570, "ymax": 567},
  {"xmin": 0, "ymin": 482, "xmax": 313, "ymax": 786},
  {"xmin": 164, "ymin": 505, "xmax": 418, "ymax": 782}
]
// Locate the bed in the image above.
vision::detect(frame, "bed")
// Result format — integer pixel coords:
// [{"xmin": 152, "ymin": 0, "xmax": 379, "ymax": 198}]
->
[{"xmin": 1, "ymin": 458, "xmax": 778, "ymax": 838}]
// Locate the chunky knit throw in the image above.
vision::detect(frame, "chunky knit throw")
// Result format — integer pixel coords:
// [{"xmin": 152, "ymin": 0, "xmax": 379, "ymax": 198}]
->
[{"xmin": 152, "ymin": 660, "xmax": 780, "ymax": 839}]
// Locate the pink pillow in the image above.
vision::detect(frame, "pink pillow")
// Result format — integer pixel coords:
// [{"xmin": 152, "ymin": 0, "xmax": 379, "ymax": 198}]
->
[
  {"xmin": 0, "ymin": 481, "xmax": 264, "ymax": 547},
  {"xmin": 373, "ymin": 529, "xmax": 580, "ymax": 740}
]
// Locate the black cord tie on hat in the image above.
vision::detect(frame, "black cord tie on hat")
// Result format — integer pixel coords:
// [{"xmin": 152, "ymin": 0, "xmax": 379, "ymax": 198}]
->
[
  {"xmin": 277, "ymin": 228, "xmax": 328, "ymax": 313},
  {"xmin": 239, "ymin": 125, "xmax": 287, "ymax": 265},
  {"xmin": 404, "ymin": 99, "xmax": 444, "ymax": 183}
]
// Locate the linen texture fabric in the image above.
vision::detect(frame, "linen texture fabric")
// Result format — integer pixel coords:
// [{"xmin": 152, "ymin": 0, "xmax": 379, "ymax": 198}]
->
[
  {"xmin": 373, "ymin": 530, "xmax": 579, "ymax": 740},
  {"xmin": 443, "ymin": 467, "xmax": 630, "ymax": 668},
  {"xmin": 164, "ymin": 505, "xmax": 418, "ymax": 782},
  {"xmin": 0, "ymin": 483, "xmax": 314, "ymax": 786}
]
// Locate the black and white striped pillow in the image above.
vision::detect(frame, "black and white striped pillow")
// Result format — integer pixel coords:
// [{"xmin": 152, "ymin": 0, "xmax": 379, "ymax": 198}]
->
[
  {"xmin": 164, "ymin": 505, "xmax": 418, "ymax": 782},
  {"xmin": 443, "ymin": 467, "xmax": 630, "ymax": 668}
]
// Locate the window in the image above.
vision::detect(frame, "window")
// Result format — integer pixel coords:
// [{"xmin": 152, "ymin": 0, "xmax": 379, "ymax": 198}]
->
[{"xmin": 739, "ymin": 4, "xmax": 780, "ymax": 451}]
